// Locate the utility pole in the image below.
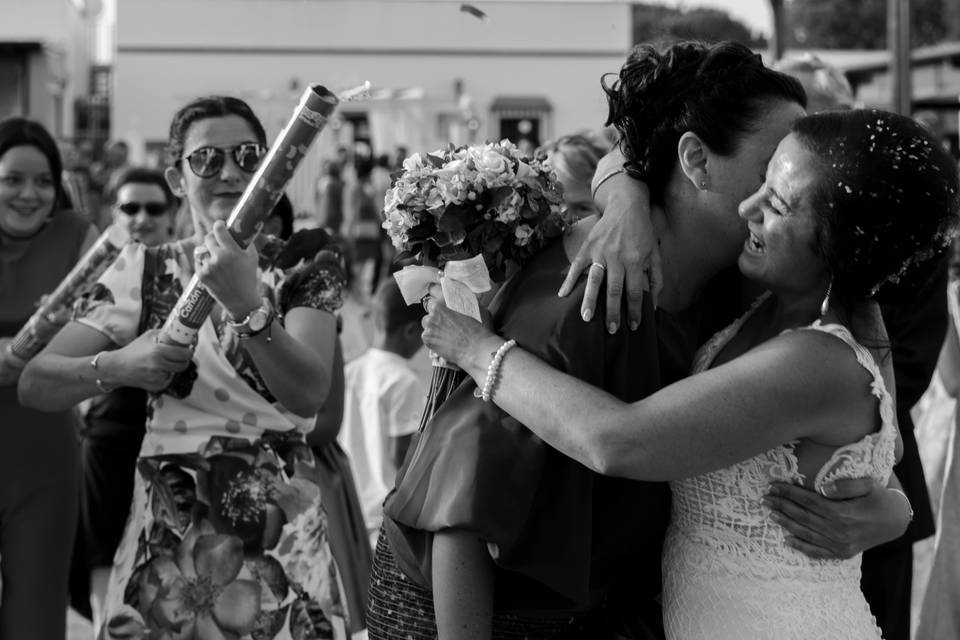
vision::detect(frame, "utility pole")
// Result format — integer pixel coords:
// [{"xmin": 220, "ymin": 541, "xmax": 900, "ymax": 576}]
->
[
  {"xmin": 887, "ymin": 0, "xmax": 912, "ymax": 115},
  {"xmin": 768, "ymin": 0, "xmax": 786, "ymax": 62}
]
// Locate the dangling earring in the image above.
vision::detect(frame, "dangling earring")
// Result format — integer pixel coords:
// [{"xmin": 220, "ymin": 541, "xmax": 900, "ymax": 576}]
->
[{"xmin": 820, "ymin": 279, "xmax": 833, "ymax": 317}]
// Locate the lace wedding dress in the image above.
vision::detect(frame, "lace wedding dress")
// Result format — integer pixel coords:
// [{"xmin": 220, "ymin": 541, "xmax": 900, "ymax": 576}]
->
[{"xmin": 662, "ymin": 302, "xmax": 894, "ymax": 639}]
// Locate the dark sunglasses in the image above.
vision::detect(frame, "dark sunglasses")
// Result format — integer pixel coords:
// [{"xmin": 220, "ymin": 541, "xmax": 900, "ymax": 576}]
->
[
  {"xmin": 117, "ymin": 201, "xmax": 168, "ymax": 216},
  {"xmin": 183, "ymin": 143, "xmax": 266, "ymax": 178}
]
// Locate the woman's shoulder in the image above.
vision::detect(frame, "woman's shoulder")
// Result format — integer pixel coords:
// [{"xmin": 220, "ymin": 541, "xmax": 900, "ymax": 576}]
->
[
  {"xmin": 270, "ymin": 228, "xmax": 348, "ymax": 314},
  {"xmin": 764, "ymin": 325, "xmax": 889, "ymax": 441}
]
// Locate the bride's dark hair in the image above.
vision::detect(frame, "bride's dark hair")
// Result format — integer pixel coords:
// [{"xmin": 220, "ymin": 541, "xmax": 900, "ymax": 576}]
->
[
  {"xmin": 794, "ymin": 109, "xmax": 959, "ymax": 310},
  {"xmin": 604, "ymin": 41, "xmax": 806, "ymax": 204}
]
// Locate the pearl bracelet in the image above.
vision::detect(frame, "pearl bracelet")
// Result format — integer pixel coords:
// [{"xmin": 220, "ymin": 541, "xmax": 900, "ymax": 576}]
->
[{"xmin": 475, "ymin": 339, "xmax": 517, "ymax": 402}]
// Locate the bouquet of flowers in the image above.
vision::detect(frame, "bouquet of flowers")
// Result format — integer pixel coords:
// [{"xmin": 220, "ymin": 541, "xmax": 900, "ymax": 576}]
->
[
  {"xmin": 384, "ymin": 139, "xmax": 567, "ymax": 429},
  {"xmin": 383, "ymin": 139, "xmax": 566, "ymax": 280}
]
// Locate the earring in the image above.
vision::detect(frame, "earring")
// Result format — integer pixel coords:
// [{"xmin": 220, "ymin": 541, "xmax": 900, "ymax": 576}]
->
[
  {"xmin": 699, "ymin": 180, "xmax": 707, "ymax": 190},
  {"xmin": 820, "ymin": 280, "xmax": 833, "ymax": 317}
]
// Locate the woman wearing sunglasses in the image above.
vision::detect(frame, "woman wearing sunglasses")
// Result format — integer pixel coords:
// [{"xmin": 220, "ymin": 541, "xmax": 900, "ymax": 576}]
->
[{"xmin": 21, "ymin": 96, "xmax": 361, "ymax": 639}]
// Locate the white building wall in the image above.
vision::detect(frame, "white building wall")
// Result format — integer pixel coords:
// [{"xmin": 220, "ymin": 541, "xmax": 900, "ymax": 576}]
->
[
  {"xmin": 0, "ymin": 0, "xmax": 96, "ymax": 134},
  {"xmin": 114, "ymin": 0, "xmax": 632, "ymax": 212}
]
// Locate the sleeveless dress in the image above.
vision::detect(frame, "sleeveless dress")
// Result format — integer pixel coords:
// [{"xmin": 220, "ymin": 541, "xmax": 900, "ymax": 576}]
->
[
  {"xmin": 662, "ymin": 298, "xmax": 895, "ymax": 640},
  {"xmin": 76, "ymin": 233, "xmax": 360, "ymax": 640}
]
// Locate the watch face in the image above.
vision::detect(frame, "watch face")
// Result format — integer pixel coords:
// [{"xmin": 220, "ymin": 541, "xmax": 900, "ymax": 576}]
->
[{"xmin": 248, "ymin": 309, "xmax": 269, "ymax": 332}]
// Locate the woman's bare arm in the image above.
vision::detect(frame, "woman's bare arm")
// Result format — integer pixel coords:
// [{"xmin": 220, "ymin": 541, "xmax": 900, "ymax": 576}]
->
[{"xmin": 424, "ymin": 303, "xmax": 877, "ymax": 481}]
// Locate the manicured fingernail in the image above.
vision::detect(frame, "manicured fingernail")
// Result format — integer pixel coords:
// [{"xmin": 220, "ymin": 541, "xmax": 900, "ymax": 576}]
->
[
  {"xmin": 822, "ymin": 482, "xmax": 836, "ymax": 497},
  {"xmin": 767, "ymin": 486, "xmax": 780, "ymax": 496},
  {"xmin": 582, "ymin": 309, "xmax": 593, "ymax": 322},
  {"xmin": 629, "ymin": 321, "xmax": 639, "ymax": 332},
  {"xmin": 608, "ymin": 322, "xmax": 617, "ymax": 334},
  {"xmin": 769, "ymin": 512, "xmax": 783, "ymax": 523},
  {"xmin": 558, "ymin": 286, "xmax": 569, "ymax": 297}
]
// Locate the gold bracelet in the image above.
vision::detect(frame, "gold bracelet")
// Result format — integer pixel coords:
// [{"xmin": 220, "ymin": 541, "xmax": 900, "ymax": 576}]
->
[
  {"xmin": 591, "ymin": 167, "xmax": 626, "ymax": 200},
  {"xmin": 888, "ymin": 487, "xmax": 914, "ymax": 522}
]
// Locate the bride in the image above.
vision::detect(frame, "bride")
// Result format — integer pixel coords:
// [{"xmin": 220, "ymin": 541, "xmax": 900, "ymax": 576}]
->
[{"xmin": 419, "ymin": 109, "xmax": 959, "ymax": 638}]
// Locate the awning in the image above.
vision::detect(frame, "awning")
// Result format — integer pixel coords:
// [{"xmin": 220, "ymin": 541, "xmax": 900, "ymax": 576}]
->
[
  {"xmin": 0, "ymin": 41, "xmax": 43, "ymax": 54},
  {"xmin": 912, "ymin": 94, "xmax": 960, "ymax": 110},
  {"xmin": 490, "ymin": 96, "xmax": 552, "ymax": 118}
]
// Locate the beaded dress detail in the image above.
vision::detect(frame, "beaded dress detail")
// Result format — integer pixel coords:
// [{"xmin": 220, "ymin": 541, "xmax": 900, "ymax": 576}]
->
[{"xmin": 662, "ymin": 296, "xmax": 893, "ymax": 639}]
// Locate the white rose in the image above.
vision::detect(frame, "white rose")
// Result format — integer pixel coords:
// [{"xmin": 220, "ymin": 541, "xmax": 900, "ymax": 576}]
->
[
  {"xmin": 438, "ymin": 177, "xmax": 468, "ymax": 205},
  {"xmin": 436, "ymin": 158, "xmax": 466, "ymax": 179},
  {"xmin": 514, "ymin": 224, "xmax": 535, "ymax": 246},
  {"xmin": 515, "ymin": 161, "xmax": 539, "ymax": 187},
  {"xmin": 402, "ymin": 153, "xmax": 425, "ymax": 172},
  {"xmin": 495, "ymin": 191, "xmax": 523, "ymax": 224},
  {"xmin": 383, "ymin": 185, "xmax": 402, "ymax": 212},
  {"xmin": 425, "ymin": 187, "xmax": 446, "ymax": 211}
]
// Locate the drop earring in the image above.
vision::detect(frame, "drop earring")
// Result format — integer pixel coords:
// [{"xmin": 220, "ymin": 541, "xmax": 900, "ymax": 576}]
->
[{"xmin": 820, "ymin": 279, "xmax": 833, "ymax": 317}]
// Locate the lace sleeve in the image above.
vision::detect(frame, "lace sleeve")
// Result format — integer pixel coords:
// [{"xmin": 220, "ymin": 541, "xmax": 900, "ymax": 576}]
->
[{"xmin": 277, "ymin": 247, "xmax": 347, "ymax": 314}]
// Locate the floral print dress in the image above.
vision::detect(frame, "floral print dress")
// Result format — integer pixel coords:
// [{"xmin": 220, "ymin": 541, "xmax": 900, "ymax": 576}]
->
[{"xmin": 76, "ymin": 233, "xmax": 352, "ymax": 640}]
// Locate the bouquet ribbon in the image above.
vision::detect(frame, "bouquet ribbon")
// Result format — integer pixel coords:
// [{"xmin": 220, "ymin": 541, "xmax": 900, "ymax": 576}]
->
[{"xmin": 393, "ymin": 254, "xmax": 491, "ymax": 322}]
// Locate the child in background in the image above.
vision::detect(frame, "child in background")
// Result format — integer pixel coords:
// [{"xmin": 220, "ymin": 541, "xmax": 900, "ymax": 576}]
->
[{"xmin": 339, "ymin": 278, "xmax": 428, "ymax": 548}]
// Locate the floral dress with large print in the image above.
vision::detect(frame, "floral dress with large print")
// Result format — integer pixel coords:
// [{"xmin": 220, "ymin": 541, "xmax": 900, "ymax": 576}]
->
[{"xmin": 76, "ymin": 234, "xmax": 352, "ymax": 640}]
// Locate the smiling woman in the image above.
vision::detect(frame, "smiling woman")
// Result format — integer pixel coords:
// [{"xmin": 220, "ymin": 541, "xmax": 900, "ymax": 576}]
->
[
  {"xmin": 19, "ymin": 97, "xmax": 368, "ymax": 639},
  {"xmin": 418, "ymin": 109, "xmax": 960, "ymax": 640},
  {"xmin": 0, "ymin": 116, "xmax": 98, "ymax": 640}
]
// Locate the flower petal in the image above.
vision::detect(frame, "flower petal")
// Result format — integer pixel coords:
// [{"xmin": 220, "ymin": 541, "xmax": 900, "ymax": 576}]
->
[
  {"xmin": 176, "ymin": 519, "xmax": 216, "ymax": 579},
  {"xmin": 139, "ymin": 556, "xmax": 183, "ymax": 607},
  {"xmin": 149, "ymin": 587, "xmax": 195, "ymax": 633},
  {"xmin": 212, "ymin": 579, "xmax": 262, "ymax": 634},
  {"xmin": 195, "ymin": 613, "xmax": 238, "ymax": 640},
  {"xmin": 102, "ymin": 605, "xmax": 148, "ymax": 640},
  {"xmin": 194, "ymin": 534, "xmax": 244, "ymax": 585}
]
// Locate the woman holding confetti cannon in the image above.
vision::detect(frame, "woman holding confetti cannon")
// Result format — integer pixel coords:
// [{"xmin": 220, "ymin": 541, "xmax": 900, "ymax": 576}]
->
[
  {"xmin": 0, "ymin": 116, "xmax": 100, "ymax": 640},
  {"xmin": 20, "ymin": 88, "xmax": 367, "ymax": 639}
]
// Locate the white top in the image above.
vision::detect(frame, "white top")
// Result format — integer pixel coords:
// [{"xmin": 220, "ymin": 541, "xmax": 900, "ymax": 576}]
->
[
  {"xmin": 663, "ymin": 297, "xmax": 893, "ymax": 639},
  {"xmin": 339, "ymin": 347, "xmax": 427, "ymax": 544}
]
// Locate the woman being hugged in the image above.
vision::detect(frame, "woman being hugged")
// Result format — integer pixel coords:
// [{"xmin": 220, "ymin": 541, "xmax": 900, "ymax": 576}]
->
[
  {"xmin": 371, "ymin": 41, "xmax": 809, "ymax": 639},
  {"xmin": 20, "ymin": 97, "xmax": 356, "ymax": 639},
  {"xmin": 0, "ymin": 117, "xmax": 98, "ymax": 640},
  {"xmin": 422, "ymin": 110, "xmax": 959, "ymax": 638}
]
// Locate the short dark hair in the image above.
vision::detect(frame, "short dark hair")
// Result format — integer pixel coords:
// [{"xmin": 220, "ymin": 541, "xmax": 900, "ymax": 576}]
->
[
  {"xmin": 372, "ymin": 278, "xmax": 425, "ymax": 334},
  {"xmin": 270, "ymin": 193, "xmax": 294, "ymax": 240},
  {"xmin": 0, "ymin": 117, "xmax": 66, "ymax": 210},
  {"xmin": 793, "ymin": 109, "xmax": 960, "ymax": 309},
  {"xmin": 604, "ymin": 40, "xmax": 806, "ymax": 204},
  {"xmin": 166, "ymin": 96, "xmax": 267, "ymax": 167},
  {"xmin": 107, "ymin": 166, "xmax": 178, "ymax": 209}
]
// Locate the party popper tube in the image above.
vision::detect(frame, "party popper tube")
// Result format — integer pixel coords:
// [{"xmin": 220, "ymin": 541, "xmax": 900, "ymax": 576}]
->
[
  {"xmin": 160, "ymin": 84, "xmax": 342, "ymax": 347},
  {"xmin": 7, "ymin": 224, "xmax": 130, "ymax": 361}
]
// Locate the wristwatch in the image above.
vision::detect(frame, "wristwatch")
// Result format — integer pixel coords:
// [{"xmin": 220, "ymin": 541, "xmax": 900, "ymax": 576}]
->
[{"xmin": 227, "ymin": 298, "xmax": 274, "ymax": 340}]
